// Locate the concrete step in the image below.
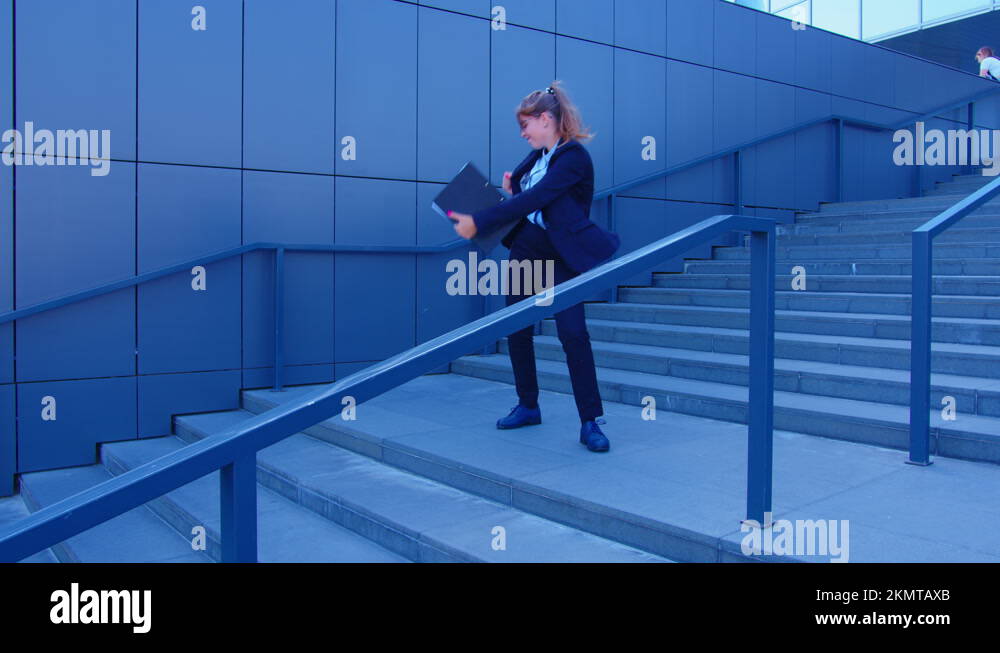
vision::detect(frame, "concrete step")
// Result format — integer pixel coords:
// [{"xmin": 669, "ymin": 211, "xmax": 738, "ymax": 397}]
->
[
  {"xmin": 935, "ymin": 176, "xmax": 996, "ymax": 187},
  {"xmin": 713, "ymin": 241, "xmax": 1000, "ymax": 261},
  {"xmin": 17, "ymin": 464, "xmax": 212, "ymax": 563},
  {"xmin": 99, "ymin": 437, "xmax": 410, "ymax": 563},
  {"xmin": 652, "ymin": 272, "xmax": 1000, "ymax": 297},
  {"xmin": 774, "ymin": 225, "xmax": 1000, "ymax": 246},
  {"xmin": 450, "ymin": 354, "xmax": 1000, "ymax": 464},
  {"xmin": 545, "ymin": 317, "xmax": 1000, "ymax": 379},
  {"xmin": 498, "ymin": 332, "xmax": 1000, "ymax": 418},
  {"xmin": 619, "ymin": 286, "xmax": 1000, "ymax": 319},
  {"xmin": 785, "ymin": 209, "xmax": 1000, "ymax": 231},
  {"xmin": 926, "ymin": 187, "xmax": 996, "ymax": 197},
  {"xmin": 947, "ymin": 173, "xmax": 997, "ymax": 183},
  {"xmin": 237, "ymin": 377, "xmax": 1000, "ymax": 563},
  {"xmin": 812, "ymin": 193, "xmax": 1000, "ymax": 214},
  {"xmin": 0, "ymin": 495, "xmax": 58, "ymax": 562},
  {"xmin": 235, "ymin": 384, "xmax": 729, "ymax": 562},
  {"xmin": 926, "ymin": 180, "xmax": 1000, "ymax": 196},
  {"xmin": 169, "ymin": 410, "xmax": 669, "ymax": 563},
  {"xmin": 682, "ymin": 257, "xmax": 1000, "ymax": 276},
  {"xmin": 583, "ymin": 300, "xmax": 1000, "ymax": 346}
]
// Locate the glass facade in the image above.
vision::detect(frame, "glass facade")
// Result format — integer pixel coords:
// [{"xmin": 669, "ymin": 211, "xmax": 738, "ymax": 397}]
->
[{"xmin": 726, "ymin": 0, "xmax": 999, "ymax": 42}]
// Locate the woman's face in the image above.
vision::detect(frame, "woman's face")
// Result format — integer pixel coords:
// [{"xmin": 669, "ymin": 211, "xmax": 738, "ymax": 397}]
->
[{"xmin": 518, "ymin": 112, "xmax": 556, "ymax": 149}]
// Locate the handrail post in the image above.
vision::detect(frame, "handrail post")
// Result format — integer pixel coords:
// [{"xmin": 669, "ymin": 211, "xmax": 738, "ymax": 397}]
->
[
  {"xmin": 220, "ymin": 453, "xmax": 258, "ymax": 562},
  {"xmin": 734, "ymin": 150, "xmax": 742, "ymax": 214},
  {"xmin": 608, "ymin": 193, "xmax": 618, "ymax": 304},
  {"xmin": 273, "ymin": 247, "xmax": 285, "ymax": 392},
  {"xmin": 836, "ymin": 118, "xmax": 844, "ymax": 202},
  {"xmin": 746, "ymin": 224, "xmax": 775, "ymax": 526},
  {"xmin": 734, "ymin": 151, "xmax": 749, "ymax": 249},
  {"xmin": 482, "ymin": 294, "xmax": 494, "ymax": 354},
  {"xmin": 966, "ymin": 102, "xmax": 975, "ymax": 176},
  {"xmin": 908, "ymin": 231, "xmax": 934, "ymax": 466}
]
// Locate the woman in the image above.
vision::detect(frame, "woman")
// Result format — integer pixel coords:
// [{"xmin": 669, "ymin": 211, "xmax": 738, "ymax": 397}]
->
[
  {"xmin": 976, "ymin": 46, "xmax": 1000, "ymax": 81},
  {"xmin": 449, "ymin": 81, "xmax": 620, "ymax": 452}
]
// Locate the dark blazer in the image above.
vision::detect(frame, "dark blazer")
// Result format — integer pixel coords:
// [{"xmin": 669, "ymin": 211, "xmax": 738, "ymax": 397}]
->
[{"xmin": 472, "ymin": 138, "xmax": 620, "ymax": 274}]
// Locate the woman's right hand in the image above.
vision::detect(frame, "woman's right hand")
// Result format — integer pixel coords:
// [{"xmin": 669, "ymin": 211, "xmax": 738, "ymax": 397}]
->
[{"xmin": 502, "ymin": 171, "xmax": 512, "ymax": 195}]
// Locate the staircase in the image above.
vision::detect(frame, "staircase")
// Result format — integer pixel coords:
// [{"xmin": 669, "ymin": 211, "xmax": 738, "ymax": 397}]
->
[
  {"xmin": 7, "ymin": 170, "xmax": 1000, "ymax": 563},
  {"xmin": 456, "ymin": 170, "xmax": 1000, "ymax": 464}
]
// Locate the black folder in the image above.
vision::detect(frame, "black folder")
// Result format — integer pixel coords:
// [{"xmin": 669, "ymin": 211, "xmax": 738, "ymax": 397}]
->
[{"xmin": 432, "ymin": 161, "xmax": 515, "ymax": 254}]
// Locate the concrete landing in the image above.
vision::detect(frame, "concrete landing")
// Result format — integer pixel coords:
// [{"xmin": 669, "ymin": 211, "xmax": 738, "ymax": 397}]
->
[{"xmin": 242, "ymin": 373, "xmax": 1000, "ymax": 563}]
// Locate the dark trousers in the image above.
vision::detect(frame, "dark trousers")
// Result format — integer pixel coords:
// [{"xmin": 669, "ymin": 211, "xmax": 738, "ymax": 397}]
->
[{"xmin": 505, "ymin": 220, "xmax": 604, "ymax": 423}]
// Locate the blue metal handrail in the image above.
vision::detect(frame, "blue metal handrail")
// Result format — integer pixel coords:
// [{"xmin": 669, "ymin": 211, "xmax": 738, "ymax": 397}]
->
[
  {"xmin": 0, "ymin": 239, "xmax": 483, "ymax": 391},
  {"xmin": 908, "ymin": 174, "xmax": 1000, "ymax": 465},
  {"xmin": 0, "ymin": 213, "xmax": 776, "ymax": 562}
]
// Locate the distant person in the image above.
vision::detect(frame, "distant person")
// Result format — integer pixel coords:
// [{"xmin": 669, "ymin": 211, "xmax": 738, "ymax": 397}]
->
[
  {"xmin": 449, "ymin": 81, "xmax": 620, "ymax": 452},
  {"xmin": 976, "ymin": 46, "xmax": 1000, "ymax": 81}
]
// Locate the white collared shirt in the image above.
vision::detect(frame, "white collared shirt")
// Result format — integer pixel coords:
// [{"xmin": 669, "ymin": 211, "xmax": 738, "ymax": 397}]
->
[
  {"xmin": 520, "ymin": 138, "xmax": 562, "ymax": 229},
  {"xmin": 982, "ymin": 56, "xmax": 1000, "ymax": 80}
]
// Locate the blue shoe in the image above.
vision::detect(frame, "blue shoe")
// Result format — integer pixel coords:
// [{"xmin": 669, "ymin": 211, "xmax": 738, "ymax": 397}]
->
[
  {"xmin": 496, "ymin": 404, "xmax": 541, "ymax": 429},
  {"xmin": 580, "ymin": 418, "xmax": 610, "ymax": 452}
]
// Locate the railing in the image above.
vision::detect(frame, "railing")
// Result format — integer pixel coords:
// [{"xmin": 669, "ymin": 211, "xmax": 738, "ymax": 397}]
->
[
  {"xmin": 0, "ymin": 213, "xmax": 776, "ymax": 562},
  {"xmin": 0, "ymin": 240, "xmax": 491, "ymax": 392},
  {"xmin": 593, "ymin": 85, "xmax": 1000, "ymax": 304},
  {"xmin": 909, "ymin": 174, "xmax": 1000, "ymax": 465}
]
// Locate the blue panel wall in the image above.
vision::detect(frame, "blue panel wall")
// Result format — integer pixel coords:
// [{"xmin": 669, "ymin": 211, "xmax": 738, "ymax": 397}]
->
[
  {"xmin": 751, "ymin": 79, "xmax": 796, "ymax": 208},
  {"xmin": 756, "ymin": 10, "xmax": 794, "ymax": 84},
  {"xmin": 0, "ymin": 384, "xmax": 12, "ymax": 495},
  {"xmin": 4, "ymin": 0, "xmax": 1000, "ymax": 479},
  {"xmin": 667, "ymin": 0, "xmax": 713, "ymax": 67},
  {"xmin": 614, "ymin": 0, "xmax": 666, "ymax": 57},
  {"xmin": 715, "ymin": 0, "xmax": 755, "ymax": 76},
  {"xmin": 139, "ymin": 0, "xmax": 242, "ymax": 167},
  {"xmin": 244, "ymin": 0, "xmax": 336, "ymax": 174},
  {"xmin": 242, "ymin": 170, "xmax": 335, "ymax": 375},
  {"xmin": 1, "ymin": 0, "xmax": 11, "ymax": 392},
  {"xmin": 1, "ymin": 0, "xmax": 11, "ymax": 495},
  {"xmin": 138, "ymin": 370, "xmax": 240, "ymax": 438},
  {"xmin": 15, "ymin": 163, "xmax": 136, "ymax": 382},
  {"xmin": 558, "ymin": 0, "xmax": 613, "ymax": 46},
  {"xmin": 335, "ymin": 0, "xmax": 417, "ymax": 181},
  {"xmin": 664, "ymin": 60, "xmax": 714, "ymax": 203},
  {"xmin": 17, "ymin": 377, "xmax": 136, "ymax": 472},
  {"xmin": 615, "ymin": 48, "xmax": 666, "ymax": 200},
  {"xmin": 15, "ymin": 0, "xmax": 136, "ymax": 160},
  {"xmin": 418, "ymin": 6, "xmax": 490, "ymax": 183},
  {"xmin": 794, "ymin": 22, "xmax": 831, "ymax": 93},
  {"xmin": 794, "ymin": 88, "xmax": 834, "ymax": 208},
  {"xmin": 503, "ymin": 0, "xmax": 555, "ymax": 32},
  {"xmin": 137, "ymin": 164, "xmax": 241, "ymax": 376},
  {"xmin": 334, "ymin": 177, "xmax": 416, "ymax": 362},
  {"xmin": 421, "ymin": 1, "xmax": 487, "ymax": 19}
]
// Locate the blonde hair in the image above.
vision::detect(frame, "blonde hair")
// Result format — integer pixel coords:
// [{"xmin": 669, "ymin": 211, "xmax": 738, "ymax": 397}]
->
[{"xmin": 515, "ymin": 80, "xmax": 595, "ymax": 143}]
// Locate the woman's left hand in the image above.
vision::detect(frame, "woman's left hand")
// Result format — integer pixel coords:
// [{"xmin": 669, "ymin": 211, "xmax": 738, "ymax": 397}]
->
[{"xmin": 449, "ymin": 211, "xmax": 477, "ymax": 239}]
